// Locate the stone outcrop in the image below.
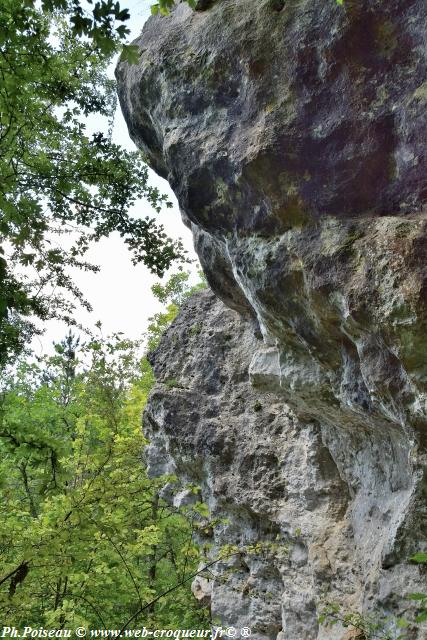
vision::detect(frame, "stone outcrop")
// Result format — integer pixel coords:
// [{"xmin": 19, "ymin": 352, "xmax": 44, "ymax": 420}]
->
[{"xmin": 116, "ymin": 0, "xmax": 427, "ymax": 637}]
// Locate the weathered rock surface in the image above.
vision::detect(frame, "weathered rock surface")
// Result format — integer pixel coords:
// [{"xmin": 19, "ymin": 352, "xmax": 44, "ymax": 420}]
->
[
  {"xmin": 116, "ymin": 0, "xmax": 427, "ymax": 637},
  {"xmin": 144, "ymin": 290, "xmax": 426, "ymax": 639}
]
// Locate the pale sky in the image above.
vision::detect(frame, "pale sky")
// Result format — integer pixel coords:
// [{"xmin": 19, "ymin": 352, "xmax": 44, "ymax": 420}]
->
[{"xmin": 33, "ymin": 1, "xmax": 199, "ymax": 356}]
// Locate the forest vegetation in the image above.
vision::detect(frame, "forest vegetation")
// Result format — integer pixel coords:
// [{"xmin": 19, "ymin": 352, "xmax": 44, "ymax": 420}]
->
[{"xmin": 0, "ymin": 274, "xmax": 211, "ymax": 629}]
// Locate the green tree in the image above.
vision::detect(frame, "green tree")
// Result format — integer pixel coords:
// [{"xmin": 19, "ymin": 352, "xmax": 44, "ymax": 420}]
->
[
  {"xmin": 0, "ymin": 330, "xmax": 209, "ymax": 628},
  {"xmin": 147, "ymin": 270, "xmax": 206, "ymax": 351},
  {"xmin": 0, "ymin": 272, "xmax": 211, "ymax": 628},
  {"xmin": 0, "ymin": 0, "xmax": 186, "ymax": 368}
]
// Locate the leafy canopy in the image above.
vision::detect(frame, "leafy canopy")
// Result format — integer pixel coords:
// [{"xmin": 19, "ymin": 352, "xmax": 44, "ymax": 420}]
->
[
  {"xmin": 0, "ymin": 274, "xmax": 210, "ymax": 629},
  {"xmin": 0, "ymin": 0, "xmax": 186, "ymax": 368}
]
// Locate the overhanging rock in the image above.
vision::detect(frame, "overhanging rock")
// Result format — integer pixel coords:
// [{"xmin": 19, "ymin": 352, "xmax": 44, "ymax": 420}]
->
[{"xmin": 116, "ymin": 1, "xmax": 427, "ymax": 637}]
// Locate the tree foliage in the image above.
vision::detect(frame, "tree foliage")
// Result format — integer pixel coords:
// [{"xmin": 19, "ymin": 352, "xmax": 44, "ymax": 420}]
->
[
  {"xmin": 0, "ymin": 0, "xmax": 187, "ymax": 368},
  {"xmin": 147, "ymin": 270, "xmax": 207, "ymax": 351},
  {"xmin": 0, "ymin": 277, "xmax": 209, "ymax": 628}
]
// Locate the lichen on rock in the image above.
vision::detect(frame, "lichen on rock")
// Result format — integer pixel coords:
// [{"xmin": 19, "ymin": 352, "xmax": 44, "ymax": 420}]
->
[{"xmin": 116, "ymin": 0, "xmax": 427, "ymax": 637}]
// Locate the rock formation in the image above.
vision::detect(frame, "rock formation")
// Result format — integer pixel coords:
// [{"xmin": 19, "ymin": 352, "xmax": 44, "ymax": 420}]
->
[{"xmin": 116, "ymin": 0, "xmax": 427, "ymax": 637}]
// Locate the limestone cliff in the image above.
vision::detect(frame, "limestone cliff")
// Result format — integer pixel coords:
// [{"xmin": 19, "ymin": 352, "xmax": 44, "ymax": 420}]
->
[{"xmin": 116, "ymin": 0, "xmax": 427, "ymax": 637}]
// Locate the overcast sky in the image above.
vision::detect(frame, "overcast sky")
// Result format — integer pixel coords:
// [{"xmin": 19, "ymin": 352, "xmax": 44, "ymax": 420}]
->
[{"xmin": 33, "ymin": 1, "xmax": 199, "ymax": 356}]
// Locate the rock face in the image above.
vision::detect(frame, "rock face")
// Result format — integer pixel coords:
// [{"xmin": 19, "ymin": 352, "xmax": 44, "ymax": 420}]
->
[{"xmin": 116, "ymin": 1, "xmax": 427, "ymax": 637}]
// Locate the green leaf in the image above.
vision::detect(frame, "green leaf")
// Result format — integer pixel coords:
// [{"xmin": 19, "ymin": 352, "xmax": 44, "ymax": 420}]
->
[
  {"xmin": 396, "ymin": 618, "xmax": 410, "ymax": 628},
  {"xmin": 410, "ymin": 552, "xmax": 427, "ymax": 564},
  {"xmin": 120, "ymin": 44, "xmax": 140, "ymax": 64},
  {"xmin": 408, "ymin": 593, "xmax": 427, "ymax": 601}
]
